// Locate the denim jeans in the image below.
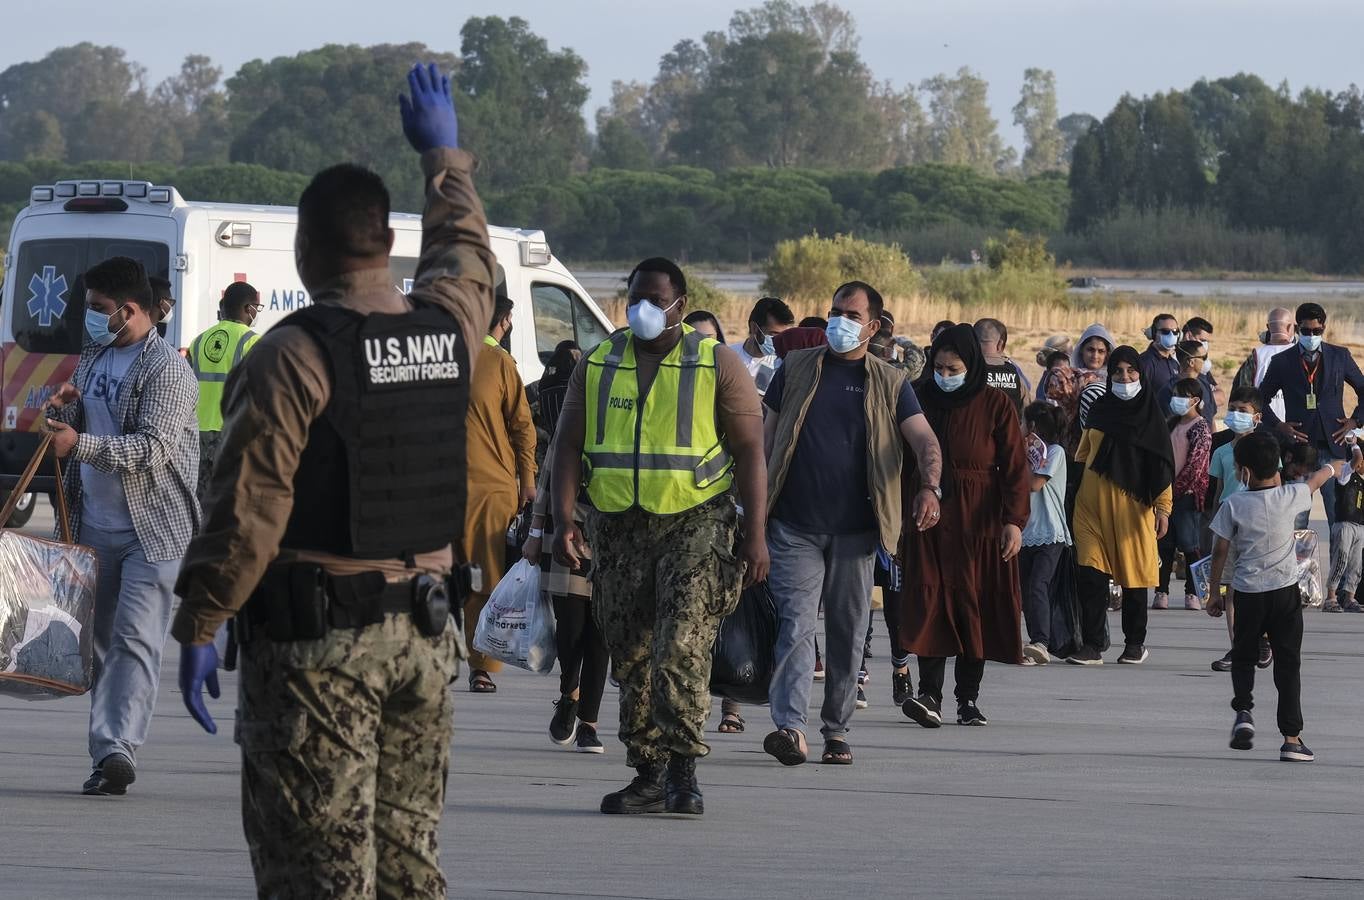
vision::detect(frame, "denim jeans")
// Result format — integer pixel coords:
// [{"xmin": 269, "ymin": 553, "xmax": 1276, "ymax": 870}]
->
[
  {"xmin": 1158, "ymin": 493, "xmax": 1203, "ymax": 595},
  {"xmin": 766, "ymin": 519, "xmax": 877, "ymax": 740},
  {"xmin": 86, "ymin": 528, "xmax": 179, "ymax": 765}
]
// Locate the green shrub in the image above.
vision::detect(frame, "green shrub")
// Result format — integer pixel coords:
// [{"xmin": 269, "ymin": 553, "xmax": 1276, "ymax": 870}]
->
[
  {"xmin": 985, "ymin": 229, "xmax": 1055, "ymax": 272},
  {"xmin": 762, "ymin": 233, "xmax": 920, "ymax": 301}
]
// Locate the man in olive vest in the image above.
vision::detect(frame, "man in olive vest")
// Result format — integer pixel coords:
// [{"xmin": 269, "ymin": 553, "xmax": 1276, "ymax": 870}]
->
[
  {"xmin": 760, "ymin": 281, "xmax": 943, "ymax": 766},
  {"xmin": 552, "ymin": 257, "xmax": 769, "ymax": 817},
  {"xmin": 187, "ymin": 282, "xmax": 260, "ymax": 502}
]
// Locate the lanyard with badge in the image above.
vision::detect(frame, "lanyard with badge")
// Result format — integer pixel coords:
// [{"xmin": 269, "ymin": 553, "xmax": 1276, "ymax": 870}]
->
[{"xmin": 1302, "ymin": 356, "xmax": 1320, "ymax": 410}]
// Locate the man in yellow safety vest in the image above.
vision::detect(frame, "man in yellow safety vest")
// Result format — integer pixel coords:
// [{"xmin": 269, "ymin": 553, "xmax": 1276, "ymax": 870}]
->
[
  {"xmin": 552, "ymin": 257, "xmax": 769, "ymax": 817},
  {"xmin": 188, "ymin": 282, "xmax": 260, "ymax": 503}
]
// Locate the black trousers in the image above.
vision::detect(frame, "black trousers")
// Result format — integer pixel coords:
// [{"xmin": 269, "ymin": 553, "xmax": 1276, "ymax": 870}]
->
[
  {"xmin": 1230, "ymin": 584, "xmax": 1304, "ymax": 737},
  {"xmin": 552, "ymin": 595, "xmax": 609, "ymax": 722},
  {"xmin": 1019, "ymin": 543, "xmax": 1065, "ymax": 646},
  {"xmin": 1076, "ymin": 565, "xmax": 1148, "ymax": 650},
  {"xmin": 917, "ymin": 656, "xmax": 985, "ymax": 705}
]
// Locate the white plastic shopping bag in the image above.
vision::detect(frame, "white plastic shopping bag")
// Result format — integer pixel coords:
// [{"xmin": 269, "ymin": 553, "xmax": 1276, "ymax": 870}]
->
[{"xmin": 472, "ymin": 559, "xmax": 557, "ymax": 674}]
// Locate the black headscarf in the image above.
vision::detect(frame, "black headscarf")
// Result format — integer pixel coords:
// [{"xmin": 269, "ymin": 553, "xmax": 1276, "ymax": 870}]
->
[
  {"xmin": 1084, "ymin": 345, "xmax": 1175, "ymax": 506},
  {"xmin": 914, "ymin": 323, "xmax": 990, "ymax": 500},
  {"xmin": 538, "ymin": 340, "xmax": 579, "ymax": 435},
  {"xmin": 916, "ymin": 323, "xmax": 988, "ymax": 411}
]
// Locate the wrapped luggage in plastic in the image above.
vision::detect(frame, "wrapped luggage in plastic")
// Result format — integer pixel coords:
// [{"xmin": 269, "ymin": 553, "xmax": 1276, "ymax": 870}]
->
[
  {"xmin": 473, "ymin": 558, "xmax": 557, "ymax": 674},
  {"xmin": 0, "ymin": 435, "xmax": 98, "ymax": 699}
]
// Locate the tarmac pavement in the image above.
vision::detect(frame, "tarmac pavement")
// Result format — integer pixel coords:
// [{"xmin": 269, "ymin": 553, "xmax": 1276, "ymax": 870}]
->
[{"xmin": 4, "ymin": 504, "xmax": 1364, "ymax": 898}]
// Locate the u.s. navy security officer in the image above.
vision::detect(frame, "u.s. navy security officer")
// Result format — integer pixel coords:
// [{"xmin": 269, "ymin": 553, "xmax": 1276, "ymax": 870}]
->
[{"xmin": 173, "ymin": 63, "xmax": 492, "ymax": 898}]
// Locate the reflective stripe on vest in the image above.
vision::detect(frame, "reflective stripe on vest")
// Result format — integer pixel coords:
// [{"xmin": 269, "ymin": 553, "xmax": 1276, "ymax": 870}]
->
[
  {"xmin": 582, "ymin": 324, "xmax": 732, "ymax": 514},
  {"xmin": 190, "ymin": 321, "xmax": 258, "ymax": 432}
]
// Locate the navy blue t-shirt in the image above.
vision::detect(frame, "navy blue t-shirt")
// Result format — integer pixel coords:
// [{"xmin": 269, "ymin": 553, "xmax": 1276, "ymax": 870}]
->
[{"xmin": 765, "ymin": 354, "xmax": 923, "ymax": 534}]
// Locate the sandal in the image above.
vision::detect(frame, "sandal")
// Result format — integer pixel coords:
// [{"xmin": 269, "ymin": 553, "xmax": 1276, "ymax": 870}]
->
[
  {"xmin": 468, "ymin": 670, "xmax": 497, "ymax": 693},
  {"xmin": 718, "ymin": 713, "xmax": 745, "ymax": 734},
  {"xmin": 821, "ymin": 738, "xmax": 853, "ymax": 765},
  {"xmin": 762, "ymin": 728, "xmax": 807, "ymax": 766}
]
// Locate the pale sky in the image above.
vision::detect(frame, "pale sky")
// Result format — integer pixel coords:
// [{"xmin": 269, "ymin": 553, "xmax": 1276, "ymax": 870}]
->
[{"xmin": 6, "ymin": 0, "xmax": 1362, "ymax": 149}]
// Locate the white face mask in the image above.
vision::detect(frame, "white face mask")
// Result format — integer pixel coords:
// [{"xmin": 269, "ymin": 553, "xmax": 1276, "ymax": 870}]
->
[
  {"xmin": 627, "ymin": 297, "xmax": 681, "ymax": 341},
  {"xmin": 1111, "ymin": 380, "xmax": 1142, "ymax": 401}
]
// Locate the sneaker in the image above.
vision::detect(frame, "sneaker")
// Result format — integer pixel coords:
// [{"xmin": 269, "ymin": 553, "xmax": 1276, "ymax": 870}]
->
[
  {"xmin": 858, "ymin": 668, "xmax": 870, "ymax": 684},
  {"xmin": 1184, "ymin": 593, "xmax": 1202, "ymax": 611},
  {"xmin": 1229, "ymin": 710, "xmax": 1255, "ymax": 750},
  {"xmin": 81, "ymin": 753, "xmax": 136, "ymax": 796},
  {"xmin": 892, "ymin": 669, "xmax": 913, "ymax": 706},
  {"xmin": 1023, "ymin": 642, "xmax": 1051, "ymax": 666},
  {"xmin": 1211, "ymin": 651, "xmax": 1233, "ymax": 672},
  {"xmin": 1257, "ymin": 639, "xmax": 1273, "ymax": 669},
  {"xmin": 1151, "ymin": 592, "xmax": 1169, "ymax": 610},
  {"xmin": 1066, "ymin": 646, "xmax": 1104, "ymax": 666},
  {"xmin": 901, "ymin": 693, "xmax": 942, "ymax": 728},
  {"xmin": 855, "ymin": 687, "xmax": 869, "ymax": 709},
  {"xmin": 1343, "ymin": 600, "xmax": 1364, "ymax": 613},
  {"xmin": 550, "ymin": 696, "xmax": 580, "ymax": 745},
  {"xmin": 1324, "ymin": 602, "xmax": 1344, "ymax": 613},
  {"xmin": 1116, "ymin": 644, "xmax": 1149, "ymax": 664},
  {"xmin": 1019, "ymin": 656, "xmax": 1037, "ymax": 667},
  {"xmin": 575, "ymin": 723, "xmax": 605, "ymax": 754},
  {"xmin": 813, "ymin": 657, "xmax": 825, "ymax": 681},
  {"xmin": 956, "ymin": 701, "xmax": 989, "ymax": 726},
  {"xmin": 1280, "ymin": 740, "xmax": 1315, "ymax": 762}
]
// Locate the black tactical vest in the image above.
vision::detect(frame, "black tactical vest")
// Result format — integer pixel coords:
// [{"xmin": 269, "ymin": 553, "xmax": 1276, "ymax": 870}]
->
[{"xmin": 279, "ymin": 301, "xmax": 469, "ymax": 560}]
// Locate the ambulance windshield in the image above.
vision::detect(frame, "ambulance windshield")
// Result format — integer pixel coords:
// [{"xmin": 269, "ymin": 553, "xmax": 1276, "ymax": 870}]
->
[{"xmin": 10, "ymin": 238, "xmax": 169, "ymax": 354}]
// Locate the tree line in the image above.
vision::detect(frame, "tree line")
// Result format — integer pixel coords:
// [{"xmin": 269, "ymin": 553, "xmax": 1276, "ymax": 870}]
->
[{"xmin": 2, "ymin": 2, "xmax": 1363, "ymax": 271}]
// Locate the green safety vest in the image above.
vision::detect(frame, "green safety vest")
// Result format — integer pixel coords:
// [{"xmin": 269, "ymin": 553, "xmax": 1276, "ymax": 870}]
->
[
  {"xmin": 189, "ymin": 320, "xmax": 259, "ymax": 432},
  {"xmin": 582, "ymin": 324, "xmax": 733, "ymax": 515}
]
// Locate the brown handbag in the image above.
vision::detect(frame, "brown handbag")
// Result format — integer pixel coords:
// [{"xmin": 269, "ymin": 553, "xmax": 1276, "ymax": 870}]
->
[{"xmin": 0, "ymin": 433, "xmax": 100, "ymax": 698}]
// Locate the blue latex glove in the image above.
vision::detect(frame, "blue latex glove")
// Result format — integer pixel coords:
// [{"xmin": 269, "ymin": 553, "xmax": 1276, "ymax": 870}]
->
[
  {"xmin": 399, "ymin": 62, "xmax": 459, "ymax": 152},
  {"xmin": 179, "ymin": 642, "xmax": 221, "ymax": 735}
]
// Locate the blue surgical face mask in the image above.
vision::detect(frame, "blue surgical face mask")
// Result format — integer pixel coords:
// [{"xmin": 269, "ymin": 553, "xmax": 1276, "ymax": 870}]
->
[
  {"xmin": 934, "ymin": 371, "xmax": 967, "ymax": 392},
  {"xmin": 1111, "ymin": 379, "xmax": 1142, "ymax": 401},
  {"xmin": 1157, "ymin": 331, "xmax": 1179, "ymax": 350},
  {"xmin": 1169, "ymin": 396, "xmax": 1194, "ymax": 416},
  {"xmin": 627, "ymin": 297, "xmax": 680, "ymax": 341},
  {"xmin": 85, "ymin": 306, "xmax": 127, "ymax": 347},
  {"xmin": 825, "ymin": 316, "xmax": 867, "ymax": 354},
  {"xmin": 1300, "ymin": 333, "xmax": 1322, "ymax": 353},
  {"xmin": 1224, "ymin": 410, "xmax": 1256, "ymax": 434},
  {"xmin": 758, "ymin": 332, "xmax": 775, "ymax": 357}
]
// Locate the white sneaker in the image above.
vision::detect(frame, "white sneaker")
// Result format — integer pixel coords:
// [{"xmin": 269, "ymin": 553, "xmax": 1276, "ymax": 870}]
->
[
  {"xmin": 1184, "ymin": 593, "xmax": 1202, "ymax": 611},
  {"xmin": 1151, "ymin": 592, "xmax": 1169, "ymax": 610},
  {"xmin": 1023, "ymin": 642, "xmax": 1051, "ymax": 665}
]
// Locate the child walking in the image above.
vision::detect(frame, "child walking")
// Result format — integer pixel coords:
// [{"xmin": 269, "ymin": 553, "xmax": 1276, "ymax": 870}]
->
[
  {"xmin": 1155, "ymin": 378, "xmax": 1211, "ymax": 610},
  {"xmin": 1326, "ymin": 438, "xmax": 1364, "ymax": 613},
  {"xmin": 1207, "ymin": 432, "xmax": 1345, "ymax": 762},
  {"xmin": 1019, "ymin": 403, "xmax": 1072, "ymax": 665}
]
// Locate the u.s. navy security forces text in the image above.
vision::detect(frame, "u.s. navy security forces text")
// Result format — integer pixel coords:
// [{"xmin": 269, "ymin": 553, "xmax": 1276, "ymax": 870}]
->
[{"xmin": 365, "ymin": 334, "xmax": 463, "ymax": 384}]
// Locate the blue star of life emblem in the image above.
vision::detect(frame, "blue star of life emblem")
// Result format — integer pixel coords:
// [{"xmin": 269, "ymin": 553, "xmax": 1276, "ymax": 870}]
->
[{"xmin": 27, "ymin": 265, "xmax": 69, "ymax": 328}]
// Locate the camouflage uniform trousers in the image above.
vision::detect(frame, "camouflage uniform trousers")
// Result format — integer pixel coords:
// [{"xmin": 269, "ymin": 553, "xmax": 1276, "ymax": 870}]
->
[
  {"xmin": 236, "ymin": 613, "xmax": 458, "ymax": 900},
  {"xmin": 586, "ymin": 495, "xmax": 743, "ymax": 768},
  {"xmin": 197, "ymin": 430, "xmax": 221, "ymax": 505}
]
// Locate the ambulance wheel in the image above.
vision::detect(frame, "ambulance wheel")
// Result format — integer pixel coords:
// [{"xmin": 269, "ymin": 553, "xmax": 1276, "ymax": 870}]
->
[{"xmin": 4, "ymin": 491, "xmax": 35, "ymax": 528}]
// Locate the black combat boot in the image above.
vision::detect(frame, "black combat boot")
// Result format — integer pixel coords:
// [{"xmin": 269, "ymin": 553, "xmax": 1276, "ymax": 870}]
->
[
  {"xmin": 600, "ymin": 762, "xmax": 666, "ymax": 814},
  {"xmin": 664, "ymin": 756, "xmax": 703, "ymax": 815}
]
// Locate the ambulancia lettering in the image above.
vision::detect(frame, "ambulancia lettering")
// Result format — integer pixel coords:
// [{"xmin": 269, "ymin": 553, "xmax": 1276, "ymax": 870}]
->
[{"xmin": 363, "ymin": 331, "xmax": 463, "ymax": 385}]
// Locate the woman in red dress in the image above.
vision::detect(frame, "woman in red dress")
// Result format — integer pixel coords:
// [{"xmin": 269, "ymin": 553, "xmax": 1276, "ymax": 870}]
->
[{"xmin": 895, "ymin": 324, "xmax": 1031, "ymax": 727}]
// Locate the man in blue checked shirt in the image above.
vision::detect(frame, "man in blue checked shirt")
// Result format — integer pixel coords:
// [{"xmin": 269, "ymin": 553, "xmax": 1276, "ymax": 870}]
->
[{"xmin": 45, "ymin": 255, "xmax": 200, "ymax": 798}]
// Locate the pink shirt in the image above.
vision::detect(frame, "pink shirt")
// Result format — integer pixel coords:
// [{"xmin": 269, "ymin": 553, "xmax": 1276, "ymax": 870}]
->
[{"xmin": 1172, "ymin": 417, "xmax": 1196, "ymax": 475}]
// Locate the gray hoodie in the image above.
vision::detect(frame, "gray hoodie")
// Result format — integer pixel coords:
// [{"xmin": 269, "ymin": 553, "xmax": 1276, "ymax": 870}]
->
[{"xmin": 1071, "ymin": 323, "xmax": 1116, "ymax": 371}]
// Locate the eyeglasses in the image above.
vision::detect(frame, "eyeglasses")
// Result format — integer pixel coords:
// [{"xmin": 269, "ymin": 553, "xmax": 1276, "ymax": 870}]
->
[{"xmin": 1300, "ymin": 327, "xmax": 1325, "ymax": 336}]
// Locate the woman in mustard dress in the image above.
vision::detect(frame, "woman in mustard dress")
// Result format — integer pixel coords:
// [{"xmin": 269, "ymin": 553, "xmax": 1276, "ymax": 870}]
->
[{"xmin": 1070, "ymin": 346, "xmax": 1174, "ymax": 666}]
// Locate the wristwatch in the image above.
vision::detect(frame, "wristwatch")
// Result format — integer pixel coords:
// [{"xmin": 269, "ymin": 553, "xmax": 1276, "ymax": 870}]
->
[
  {"xmin": 922, "ymin": 484, "xmax": 943, "ymax": 500},
  {"xmin": 528, "ymin": 528, "xmax": 544, "ymax": 539}
]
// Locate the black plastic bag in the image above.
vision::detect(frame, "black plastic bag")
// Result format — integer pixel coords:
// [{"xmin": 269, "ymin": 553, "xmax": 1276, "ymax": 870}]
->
[
  {"xmin": 1048, "ymin": 547, "xmax": 1086, "ymax": 659},
  {"xmin": 709, "ymin": 580, "xmax": 778, "ymax": 705}
]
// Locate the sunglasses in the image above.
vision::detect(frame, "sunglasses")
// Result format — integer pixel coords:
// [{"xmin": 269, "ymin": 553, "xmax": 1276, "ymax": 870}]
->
[
  {"xmin": 1300, "ymin": 327, "xmax": 1325, "ymax": 336},
  {"xmin": 1156, "ymin": 328, "xmax": 1179, "ymax": 336}
]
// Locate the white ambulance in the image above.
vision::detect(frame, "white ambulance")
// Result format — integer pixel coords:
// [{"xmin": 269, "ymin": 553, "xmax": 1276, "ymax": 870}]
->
[{"xmin": 0, "ymin": 179, "xmax": 615, "ymax": 524}]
